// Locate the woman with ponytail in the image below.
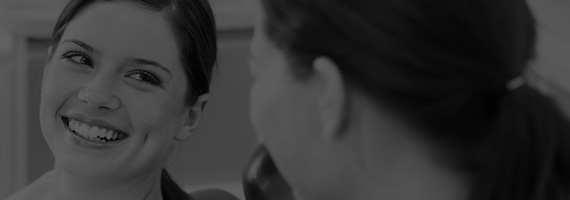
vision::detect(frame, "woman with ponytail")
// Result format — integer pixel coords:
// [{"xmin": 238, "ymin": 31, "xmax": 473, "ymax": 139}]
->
[
  {"xmin": 8, "ymin": 0, "xmax": 217, "ymax": 199},
  {"xmin": 247, "ymin": 0, "xmax": 570, "ymax": 199}
]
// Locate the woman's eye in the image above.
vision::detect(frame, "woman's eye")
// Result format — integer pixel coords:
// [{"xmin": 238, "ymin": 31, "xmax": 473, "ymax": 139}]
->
[
  {"xmin": 126, "ymin": 70, "xmax": 162, "ymax": 87},
  {"xmin": 62, "ymin": 51, "xmax": 93, "ymax": 67}
]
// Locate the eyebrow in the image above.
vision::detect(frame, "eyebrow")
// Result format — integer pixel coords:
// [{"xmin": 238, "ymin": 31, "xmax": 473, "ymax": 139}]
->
[
  {"xmin": 62, "ymin": 39, "xmax": 98, "ymax": 53},
  {"xmin": 61, "ymin": 39, "xmax": 173, "ymax": 77},
  {"xmin": 128, "ymin": 57, "xmax": 173, "ymax": 78}
]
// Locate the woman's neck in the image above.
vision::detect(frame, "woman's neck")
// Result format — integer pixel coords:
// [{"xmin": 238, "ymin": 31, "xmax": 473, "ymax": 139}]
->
[
  {"xmin": 323, "ymin": 95, "xmax": 469, "ymax": 200},
  {"xmin": 354, "ymin": 156, "xmax": 469, "ymax": 200},
  {"xmin": 47, "ymin": 167, "xmax": 164, "ymax": 200}
]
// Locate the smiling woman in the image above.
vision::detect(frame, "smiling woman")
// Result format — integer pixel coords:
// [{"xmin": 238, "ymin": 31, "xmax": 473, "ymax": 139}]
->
[{"xmin": 7, "ymin": 0, "xmax": 217, "ymax": 200}]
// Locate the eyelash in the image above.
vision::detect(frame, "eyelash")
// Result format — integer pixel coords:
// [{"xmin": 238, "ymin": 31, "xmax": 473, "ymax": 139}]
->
[
  {"xmin": 61, "ymin": 50, "xmax": 93, "ymax": 67},
  {"xmin": 61, "ymin": 50, "xmax": 162, "ymax": 87},
  {"xmin": 125, "ymin": 70, "xmax": 162, "ymax": 87}
]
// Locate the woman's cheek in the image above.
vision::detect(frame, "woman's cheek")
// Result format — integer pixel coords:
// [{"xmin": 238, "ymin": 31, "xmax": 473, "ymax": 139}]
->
[
  {"xmin": 42, "ymin": 65, "xmax": 84, "ymax": 100},
  {"xmin": 249, "ymin": 83, "xmax": 273, "ymax": 141}
]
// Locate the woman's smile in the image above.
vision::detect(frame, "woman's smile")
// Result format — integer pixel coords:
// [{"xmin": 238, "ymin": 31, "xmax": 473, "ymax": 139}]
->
[
  {"xmin": 61, "ymin": 115, "xmax": 130, "ymax": 148},
  {"xmin": 37, "ymin": 1, "xmax": 196, "ymax": 182},
  {"xmin": 7, "ymin": 0, "xmax": 217, "ymax": 199}
]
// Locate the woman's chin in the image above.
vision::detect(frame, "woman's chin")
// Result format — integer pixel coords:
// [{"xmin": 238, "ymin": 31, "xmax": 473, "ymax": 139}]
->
[
  {"xmin": 49, "ymin": 129, "xmax": 133, "ymax": 179},
  {"xmin": 55, "ymin": 153, "xmax": 129, "ymax": 181}
]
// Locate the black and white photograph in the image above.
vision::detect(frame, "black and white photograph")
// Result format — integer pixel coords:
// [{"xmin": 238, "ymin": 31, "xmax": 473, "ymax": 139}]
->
[{"xmin": 0, "ymin": 0, "xmax": 569, "ymax": 200}]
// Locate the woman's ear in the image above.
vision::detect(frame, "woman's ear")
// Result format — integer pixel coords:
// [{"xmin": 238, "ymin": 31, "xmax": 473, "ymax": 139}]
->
[
  {"xmin": 313, "ymin": 56, "xmax": 347, "ymax": 140},
  {"xmin": 176, "ymin": 94, "xmax": 210, "ymax": 141}
]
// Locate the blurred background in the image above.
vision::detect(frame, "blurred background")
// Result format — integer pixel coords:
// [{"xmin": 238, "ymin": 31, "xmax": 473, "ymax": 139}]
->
[{"xmin": 0, "ymin": 0, "xmax": 568, "ymax": 199}]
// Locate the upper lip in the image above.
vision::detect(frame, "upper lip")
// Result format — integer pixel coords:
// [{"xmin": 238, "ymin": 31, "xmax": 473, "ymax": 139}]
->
[{"xmin": 63, "ymin": 113, "xmax": 129, "ymax": 135}]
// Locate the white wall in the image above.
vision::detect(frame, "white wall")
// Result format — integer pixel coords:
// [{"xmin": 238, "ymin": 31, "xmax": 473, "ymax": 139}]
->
[{"xmin": 529, "ymin": 0, "xmax": 570, "ymax": 89}]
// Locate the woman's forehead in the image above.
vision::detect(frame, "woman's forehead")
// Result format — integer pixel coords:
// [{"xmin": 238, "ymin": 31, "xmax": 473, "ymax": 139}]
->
[{"xmin": 60, "ymin": 1, "xmax": 181, "ymax": 69}]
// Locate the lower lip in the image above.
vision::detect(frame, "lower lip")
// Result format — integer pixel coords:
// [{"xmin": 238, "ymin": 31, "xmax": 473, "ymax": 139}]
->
[{"xmin": 64, "ymin": 120, "xmax": 127, "ymax": 150}]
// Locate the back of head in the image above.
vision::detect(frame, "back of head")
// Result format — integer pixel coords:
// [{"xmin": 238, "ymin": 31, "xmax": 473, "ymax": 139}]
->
[{"xmin": 259, "ymin": 0, "xmax": 570, "ymax": 199}]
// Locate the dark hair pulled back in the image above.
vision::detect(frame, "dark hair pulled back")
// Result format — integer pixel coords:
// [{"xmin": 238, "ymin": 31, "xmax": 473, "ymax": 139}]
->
[{"xmin": 260, "ymin": 0, "xmax": 570, "ymax": 199}]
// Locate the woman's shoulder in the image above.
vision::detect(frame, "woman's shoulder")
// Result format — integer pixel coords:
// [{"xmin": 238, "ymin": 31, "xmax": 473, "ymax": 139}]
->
[{"xmin": 6, "ymin": 171, "xmax": 55, "ymax": 200}]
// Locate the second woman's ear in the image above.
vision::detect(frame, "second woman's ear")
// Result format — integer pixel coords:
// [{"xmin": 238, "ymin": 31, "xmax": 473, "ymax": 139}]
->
[
  {"xmin": 176, "ymin": 94, "xmax": 210, "ymax": 141},
  {"xmin": 313, "ymin": 56, "xmax": 347, "ymax": 140}
]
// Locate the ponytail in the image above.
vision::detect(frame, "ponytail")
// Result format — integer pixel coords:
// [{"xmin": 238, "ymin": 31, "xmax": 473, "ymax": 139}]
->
[
  {"xmin": 471, "ymin": 85, "xmax": 570, "ymax": 200},
  {"xmin": 161, "ymin": 168, "xmax": 192, "ymax": 200}
]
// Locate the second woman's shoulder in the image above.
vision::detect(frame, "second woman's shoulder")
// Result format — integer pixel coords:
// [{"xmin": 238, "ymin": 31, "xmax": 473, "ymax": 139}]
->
[{"xmin": 6, "ymin": 170, "xmax": 55, "ymax": 200}]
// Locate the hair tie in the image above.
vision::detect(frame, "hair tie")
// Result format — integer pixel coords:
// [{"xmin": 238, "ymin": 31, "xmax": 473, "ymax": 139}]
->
[{"xmin": 506, "ymin": 76, "xmax": 526, "ymax": 91}]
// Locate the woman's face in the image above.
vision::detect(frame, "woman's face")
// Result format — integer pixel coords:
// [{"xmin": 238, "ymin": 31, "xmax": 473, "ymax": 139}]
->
[
  {"xmin": 40, "ymin": 1, "xmax": 191, "ymax": 180},
  {"xmin": 249, "ymin": 5, "xmax": 337, "ymax": 200}
]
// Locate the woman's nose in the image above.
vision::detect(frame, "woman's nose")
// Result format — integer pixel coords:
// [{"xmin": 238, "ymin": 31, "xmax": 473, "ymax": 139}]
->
[{"xmin": 77, "ymin": 75, "xmax": 121, "ymax": 111}]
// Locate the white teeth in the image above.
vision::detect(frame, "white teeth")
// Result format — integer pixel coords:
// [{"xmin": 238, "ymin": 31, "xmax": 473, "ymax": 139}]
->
[
  {"xmin": 88, "ymin": 127, "xmax": 99, "ymax": 139},
  {"xmin": 67, "ymin": 119, "xmax": 122, "ymax": 142},
  {"xmin": 73, "ymin": 121, "xmax": 80, "ymax": 131},
  {"xmin": 78, "ymin": 123, "xmax": 89, "ymax": 136},
  {"xmin": 97, "ymin": 128, "xmax": 106, "ymax": 138},
  {"xmin": 69, "ymin": 120, "xmax": 77, "ymax": 131},
  {"xmin": 106, "ymin": 130, "xmax": 113, "ymax": 140}
]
